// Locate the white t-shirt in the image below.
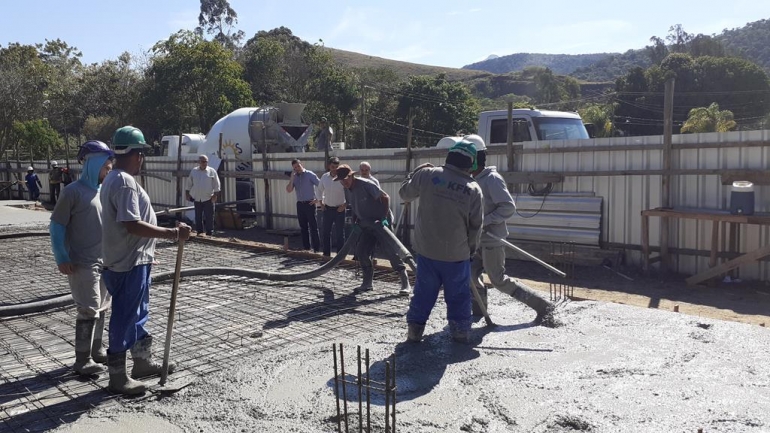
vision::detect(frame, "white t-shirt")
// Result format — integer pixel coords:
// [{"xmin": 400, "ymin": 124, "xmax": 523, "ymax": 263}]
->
[{"xmin": 186, "ymin": 166, "xmax": 221, "ymax": 202}]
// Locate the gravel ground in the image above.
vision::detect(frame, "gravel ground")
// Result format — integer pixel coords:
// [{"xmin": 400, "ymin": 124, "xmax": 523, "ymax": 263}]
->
[{"xmin": 52, "ymin": 292, "xmax": 770, "ymax": 433}]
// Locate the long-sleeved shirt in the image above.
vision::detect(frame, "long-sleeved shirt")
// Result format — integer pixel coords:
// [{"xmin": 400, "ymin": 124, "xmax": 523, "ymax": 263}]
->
[
  {"xmin": 291, "ymin": 170, "xmax": 320, "ymax": 202},
  {"xmin": 399, "ymin": 164, "xmax": 483, "ymax": 262},
  {"xmin": 316, "ymin": 172, "xmax": 346, "ymax": 206},
  {"xmin": 186, "ymin": 166, "xmax": 221, "ymax": 201},
  {"xmin": 474, "ymin": 166, "xmax": 516, "ymax": 244}
]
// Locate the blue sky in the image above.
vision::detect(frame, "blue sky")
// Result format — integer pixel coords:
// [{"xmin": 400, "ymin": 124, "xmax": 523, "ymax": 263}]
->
[{"xmin": 2, "ymin": 0, "xmax": 769, "ymax": 68}]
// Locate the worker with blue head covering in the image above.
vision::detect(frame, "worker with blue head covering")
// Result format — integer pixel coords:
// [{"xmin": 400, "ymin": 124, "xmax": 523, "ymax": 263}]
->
[{"xmin": 49, "ymin": 140, "xmax": 114, "ymax": 377}]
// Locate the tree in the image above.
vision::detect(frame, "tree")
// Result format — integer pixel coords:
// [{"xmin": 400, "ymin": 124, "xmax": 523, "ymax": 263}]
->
[
  {"xmin": 681, "ymin": 103, "xmax": 737, "ymax": 133},
  {"xmin": 579, "ymin": 104, "xmax": 616, "ymax": 137},
  {"xmin": 393, "ymin": 74, "xmax": 479, "ymax": 148},
  {"xmin": 645, "ymin": 36, "xmax": 669, "ymax": 65},
  {"xmin": 666, "ymin": 24, "xmax": 694, "ymax": 53},
  {"xmin": 195, "ymin": 0, "xmax": 244, "ymax": 50},
  {"xmin": 137, "ymin": 31, "xmax": 254, "ymax": 138},
  {"xmin": 78, "ymin": 52, "xmax": 142, "ymax": 127},
  {"xmin": 0, "ymin": 44, "xmax": 48, "ymax": 157},
  {"xmin": 82, "ymin": 116, "xmax": 121, "ymax": 143},
  {"xmin": 12, "ymin": 119, "xmax": 62, "ymax": 159}
]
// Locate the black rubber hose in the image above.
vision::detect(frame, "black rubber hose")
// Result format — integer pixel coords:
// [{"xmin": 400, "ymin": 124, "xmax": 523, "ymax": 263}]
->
[
  {"xmin": 356, "ymin": 219, "xmax": 417, "ymax": 273},
  {"xmin": 0, "ymin": 231, "xmax": 50, "ymax": 240},
  {"xmin": 152, "ymin": 227, "xmax": 361, "ymax": 283},
  {"xmin": 0, "ymin": 226, "xmax": 363, "ymax": 317}
]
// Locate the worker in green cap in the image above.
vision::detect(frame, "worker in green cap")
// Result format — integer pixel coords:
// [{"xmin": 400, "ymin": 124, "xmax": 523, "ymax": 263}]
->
[
  {"xmin": 100, "ymin": 126, "xmax": 192, "ymax": 395},
  {"xmin": 399, "ymin": 139, "xmax": 483, "ymax": 344}
]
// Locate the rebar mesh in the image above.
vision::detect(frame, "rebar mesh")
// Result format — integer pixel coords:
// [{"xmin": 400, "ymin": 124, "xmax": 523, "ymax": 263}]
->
[{"xmin": 1, "ymin": 234, "xmax": 409, "ymax": 432}]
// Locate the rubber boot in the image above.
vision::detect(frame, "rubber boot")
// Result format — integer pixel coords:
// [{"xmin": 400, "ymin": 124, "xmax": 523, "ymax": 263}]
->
[
  {"xmin": 356, "ymin": 267, "xmax": 374, "ymax": 292},
  {"xmin": 407, "ymin": 323, "xmax": 425, "ymax": 342},
  {"xmin": 397, "ymin": 270, "xmax": 411, "ymax": 296},
  {"xmin": 73, "ymin": 319, "xmax": 106, "ymax": 376},
  {"xmin": 108, "ymin": 351, "xmax": 148, "ymax": 395},
  {"xmin": 91, "ymin": 311, "xmax": 107, "ymax": 364},
  {"xmin": 471, "ymin": 282, "xmax": 488, "ymax": 318},
  {"xmin": 504, "ymin": 280, "xmax": 556, "ymax": 325},
  {"xmin": 130, "ymin": 335, "xmax": 176, "ymax": 379},
  {"xmin": 448, "ymin": 321, "xmax": 470, "ymax": 344}
]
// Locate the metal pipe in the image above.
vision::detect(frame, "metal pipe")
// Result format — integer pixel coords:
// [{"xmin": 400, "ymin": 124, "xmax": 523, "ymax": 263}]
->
[
  {"xmin": 484, "ymin": 231, "xmax": 566, "ymax": 277},
  {"xmin": 333, "ymin": 344, "xmax": 342, "ymax": 433},
  {"xmin": 340, "ymin": 344, "xmax": 349, "ymax": 433}
]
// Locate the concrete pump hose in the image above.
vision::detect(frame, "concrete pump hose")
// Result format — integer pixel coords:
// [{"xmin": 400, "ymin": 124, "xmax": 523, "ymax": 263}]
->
[
  {"xmin": 152, "ymin": 227, "xmax": 362, "ymax": 283},
  {"xmin": 0, "ymin": 227, "xmax": 363, "ymax": 317},
  {"xmin": 356, "ymin": 219, "xmax": 417, "ymax": 273}
]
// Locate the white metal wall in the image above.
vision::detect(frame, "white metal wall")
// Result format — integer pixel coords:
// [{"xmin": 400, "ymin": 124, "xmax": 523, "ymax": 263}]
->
[{"xmin": 35, "ymin": 130, "xmax": 770, "ymax": 280}]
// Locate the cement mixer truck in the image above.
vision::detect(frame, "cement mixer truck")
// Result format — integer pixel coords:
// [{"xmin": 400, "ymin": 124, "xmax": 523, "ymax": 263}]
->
[{"xmin": 196, "ymin": 103, "xmax": 312, "ymax": 173}]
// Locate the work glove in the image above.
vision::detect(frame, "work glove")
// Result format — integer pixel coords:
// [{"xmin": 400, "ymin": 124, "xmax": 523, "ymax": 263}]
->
[{"xmin": 379, "ymin": 219, "xmax": 390, "ymax": 228}]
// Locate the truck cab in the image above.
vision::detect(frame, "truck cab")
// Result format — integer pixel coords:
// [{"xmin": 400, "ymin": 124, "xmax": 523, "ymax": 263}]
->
[{"xmin": 478, "ymin": 109, "xmax": 589, "ymax": 145}]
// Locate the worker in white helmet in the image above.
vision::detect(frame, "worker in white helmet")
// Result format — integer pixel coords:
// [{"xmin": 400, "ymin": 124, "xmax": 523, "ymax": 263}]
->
[{"xmin": 465, "ymin": 134, "xmax": 554, "ymax": 322}]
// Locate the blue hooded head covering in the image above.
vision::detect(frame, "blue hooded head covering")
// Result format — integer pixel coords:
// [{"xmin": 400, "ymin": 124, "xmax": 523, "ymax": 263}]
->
[{"xmin": 78, "ymin": 153, "xmax": 111, "ymax": 190}]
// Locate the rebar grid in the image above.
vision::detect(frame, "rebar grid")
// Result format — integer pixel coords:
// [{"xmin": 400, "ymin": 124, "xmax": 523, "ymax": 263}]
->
[
  {"xmin": 549, "ymin": 242, "xmax": 576, "ymax": 302},
  {"xmin": 1, "ymin": 235, "xmax": 409, "ymax": 432}
]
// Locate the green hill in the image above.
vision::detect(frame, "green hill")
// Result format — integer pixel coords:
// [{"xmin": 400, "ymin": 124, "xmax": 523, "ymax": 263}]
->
[
  {"xmin": 718, "ymin": 18, "xmax": 770, "ymax": 69},
  {"xmin": 463, "ymin": 53, "xmax": 611, "ymax": 75}
]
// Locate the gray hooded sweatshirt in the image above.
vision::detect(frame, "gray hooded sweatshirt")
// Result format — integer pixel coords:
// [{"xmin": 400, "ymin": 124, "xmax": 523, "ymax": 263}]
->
[
  {"xmin": 399, "ymin": 164, "xmax": 483, "ymax": 262},
  {"xmin": 474, "ymin": 166, "xmax": 517, "ymax": 245}
]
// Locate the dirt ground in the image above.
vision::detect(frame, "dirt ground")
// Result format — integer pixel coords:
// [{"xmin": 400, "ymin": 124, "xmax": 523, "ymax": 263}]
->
[{"xmin": 215, "ymin": 223, "xmax": 770, "ymax": 328}]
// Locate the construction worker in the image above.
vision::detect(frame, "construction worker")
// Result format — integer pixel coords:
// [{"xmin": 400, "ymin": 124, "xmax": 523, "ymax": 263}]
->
[
  {"xmin": 286, "ymin": 158, "xmax": 321, "ymax": 252},
  {"xmin": 100, "ymin": 126, "xmax": 192, "ymax": 395},
  {"xmin": 466, "ymin": 134, "xmax": 554, "ymax": 321},
  {"xmin": 335, "ymin": 164, "xmax": 411, "ymax": 295},
  {"xmin": 399, "ymin": 141, "xmax": 483, "ymax": 343},
  {"xmin": 49, "ymin": 160, "xmax": 63, "ymax": 204},
  {"xmin": 49, "ymin": 141, "xmax": 115, "ymax": 376},
  {"xmin": 316, "ymin": 156, "xmax": 346, "ymax": 257},
  {"xmin": 185, "ymin": 154, "xmax": 221, "ymax": 237},
  {"xmin": 24, "ymin": 167, "xmax": 42, "ymax": 201}
]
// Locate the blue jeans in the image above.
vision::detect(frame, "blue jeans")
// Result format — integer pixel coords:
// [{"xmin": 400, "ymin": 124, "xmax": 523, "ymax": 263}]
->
[
  {"xmin": 406, "ymin": 255, "xmax": 472, "ymax": 332},
  {"xmin": 103, "ymin": 264, "xmax": 152, "ymax": 353}
]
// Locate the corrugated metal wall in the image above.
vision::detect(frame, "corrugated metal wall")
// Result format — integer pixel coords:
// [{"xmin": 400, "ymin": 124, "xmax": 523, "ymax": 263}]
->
[{"xmin": 27, "ymin": 129, "xmax": 770, "ymax": 280}]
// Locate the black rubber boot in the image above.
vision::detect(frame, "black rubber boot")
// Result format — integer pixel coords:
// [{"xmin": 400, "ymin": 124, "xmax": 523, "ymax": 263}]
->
[
  {"xmin": 407, "ymin": 323, "xmax": 425, "ymax": 342},
  {"xmin": 73, "ymin": 319, "xmax": 106, "ymax": 376},
  {"xmin": 91, "ymin": 311, "xmax": 107, "ymax": 364},
  {"xmin": 108, "ymin": 351, "xmax": 148, "ymax": 395},
  {"xmin": 130, "ymin": 335, "xmax": 176, "ymax": 379},
  {"xmin": 471, "ymin": 283, "xmax": 488, "ymax": 318},
  {"xmin": 356, "ymin": 267, "xmax": 374, "ymax": 291}
]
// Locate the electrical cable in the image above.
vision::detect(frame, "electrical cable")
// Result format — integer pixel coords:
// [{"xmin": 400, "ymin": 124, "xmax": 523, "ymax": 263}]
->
[{"xmin": 514, "ymin": 183, "xmax": 553, "ymax": 219}]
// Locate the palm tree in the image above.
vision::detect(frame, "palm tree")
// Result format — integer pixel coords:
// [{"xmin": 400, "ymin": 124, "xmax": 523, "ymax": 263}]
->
[{"xmin": 681, "ymin": 102, "xmax": 737, "ymax": 133}]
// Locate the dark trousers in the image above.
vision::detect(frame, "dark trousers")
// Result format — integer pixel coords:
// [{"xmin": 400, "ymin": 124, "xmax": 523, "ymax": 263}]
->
[
  {"xmin": 322, "ymin": 205, "xmax": 346, "ymax": 256},
  {"xmin": 28, "ymin": 186, "xmax": 40, "ymax": 201},
  {"xmin": 194, "ymin": 199, "xmax": 215, "ymax": 235},
  {"xmin": 297, "ymin": 201, "xmax": 320, "ymax": 251},
  {"xmin": 355, "ymin": 226, "xmax": 405, "ymax": 272},
  {"xmin": 50, "ymin": 183, "xmax": 60, "ymax": 204}
]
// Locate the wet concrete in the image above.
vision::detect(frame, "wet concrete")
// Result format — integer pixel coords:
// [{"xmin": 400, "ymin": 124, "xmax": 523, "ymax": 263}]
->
[
  {"xmin": 51, "ymin": 293, "xmax": 770, "ymax": 432},
  {"xmin": 0, "ymin": 200, "xmax": 51, "ymax": 228}
]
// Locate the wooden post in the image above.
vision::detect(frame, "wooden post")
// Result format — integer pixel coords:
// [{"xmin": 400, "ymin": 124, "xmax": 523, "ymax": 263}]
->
[
  {"xmin": 261, "ymin": 123, "xmax": 273, "ymax": 229},
  {"xmin": 641, "ymin": 213, "xmax": 650, "ymax": 271},
  {"xmin": 176, "ymin": 132, "xmax": 183, "ymax": 207},
  {"xmin": 361, "ymin": 84, "xmax": 367, "ymax": 149},
  {"xmin": 64, "ymin": 133, "xmax": 70, "ymax": 169},
  {"xmin": 506, "ymin": 101, "xmax": 515, "ymax": 192},
  {"xmin": 660, "ymin": 77, "xmax": 675, "ymax": 272}
]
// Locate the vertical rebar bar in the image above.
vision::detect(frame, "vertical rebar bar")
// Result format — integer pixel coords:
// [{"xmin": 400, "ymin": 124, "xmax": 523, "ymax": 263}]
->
[
  {"xmin": 357, "ymin": 346, "xmax": 363, "ymax": 433},
  {"xmin": 384, "ymin": 361, "xmax": 390, "ymax": 433},
  {"xmin": 365, "ymin": 349, "xmax": 371, "ymax": 433},
  {"xmin": 333, "ymin": 344, "xmax": 342, "ymax": 433},
  {"xmin": 391, "ymin": 354, "xmax": 396, "ymax": 433},
  {"xmin": 340, "ymin": 344, "xmax": 349, "ymax": 433}
]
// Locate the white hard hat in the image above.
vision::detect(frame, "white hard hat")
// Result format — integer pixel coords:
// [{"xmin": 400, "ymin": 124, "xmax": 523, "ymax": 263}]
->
[
  {"xmin": 435, "ymin": 136, "xmax": 464, "ymax": 149},
  {"xmin": 27, "ymin": 166, "xmax": 34, "ymax": 171},
  {"xmin": 51, "ymin": 161, "xmax": 58, "ymax": 166},
  {"xmin": 463, "ymin": 134, "xmax": 486, "ymax": 151}
]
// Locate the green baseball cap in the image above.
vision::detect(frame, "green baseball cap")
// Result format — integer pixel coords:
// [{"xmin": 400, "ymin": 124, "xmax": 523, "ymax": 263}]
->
[{"xmin": 112, "ymin": 126, "xmax": 151, "ymax": 155}]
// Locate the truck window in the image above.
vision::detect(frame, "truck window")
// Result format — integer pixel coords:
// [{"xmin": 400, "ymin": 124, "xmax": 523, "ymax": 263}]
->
[
  {"xmin": 532, "ymin": 117, "xmax": 589, "ymax": 140},
  {"xmin": 489, "ymin": 119, "xmax": 531, "ymax": 144}
]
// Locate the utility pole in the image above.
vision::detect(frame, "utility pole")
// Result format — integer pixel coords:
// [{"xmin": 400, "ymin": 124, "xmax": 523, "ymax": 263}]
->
[
  {"xmin": 660, "ymin": 77, "xmax": 675, "ymax": 272},
  {"xmin": 361, "ymin": 84, "xmax": 367, "ymax": 149},
  {"xmin": 506, "ymin": 101, "xmax": 515, "ymax": 192}
]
